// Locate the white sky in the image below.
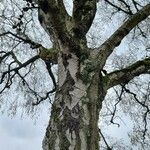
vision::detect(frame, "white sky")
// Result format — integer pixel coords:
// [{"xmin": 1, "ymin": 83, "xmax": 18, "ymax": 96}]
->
[
  {"xmin": 0, "ymin": 107, "xmax": 132, "ymax": 150},
  {"xmin": 0, "ymin": 109, "xmax": 49, "ymax": 150}
]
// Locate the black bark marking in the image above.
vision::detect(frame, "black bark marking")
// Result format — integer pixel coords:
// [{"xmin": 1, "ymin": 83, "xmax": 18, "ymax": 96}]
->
[
  {"xmin": 61, "ymin": 53, "xmax": 68, "ymax": 68},
  {"xmin": 38, "ymin": 14, "xmax": 44, "ymax": 24},
  {"xmin": 73, "ymin": 27, "xmax": 83, "ymax": 38},
  {"xmin": 61, "ymin": 71, "xmax": 75, "ymax": 92},
  {"xmin": 61, "ymin": 105, "xmax": 81, "ymax": 141},
  {"xmin": 39, "ymin": 0, "xmax": 49, "ymax": 14},
  {"xmin": 61, "ymin": 53, "xmax": 72, "ymax": 69}
]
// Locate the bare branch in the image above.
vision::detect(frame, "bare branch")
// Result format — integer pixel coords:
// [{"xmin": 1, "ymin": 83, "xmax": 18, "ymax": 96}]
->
[
  {"xmin": 99, "ymin": 129, "xmax": 112, "ymax": 150},
  {"xmin": 105, "ymin": 0, "xmax": 133, "ymax": 15},
  {"xmin": 104, "ymin": 57, "xmax": 150, "ymax": 89},
  {"xmin": 122, "ymin": 85, "xmax": 150, "ymax": 141},
  {"xmin": 110, "ymin": 87, "xmax": 125, "ymax": 127},
  {"xmin": 16, "ymin": 71, "xmax": 54, "ymax": 106},
  {"xmin": 0, "ymin": 31, "xmax": 42, "ymax": 49},
  {"xmin": 0, "ymin": 55, "xmax": 40, "ymax": 84},
  {"xmin": 32, "ymin": 89, "xmax": 55, "ymax": 106},
  {"xmin": 92, "ymin": 3, "xmax": 150, "ymax": 69},
  {"xmin": 0, "ymin": 51, "xmax": 56, "ymax": 105},
  {"xmin": 29, "ymin": 60, "xmax": 57, "ymax": 106}
]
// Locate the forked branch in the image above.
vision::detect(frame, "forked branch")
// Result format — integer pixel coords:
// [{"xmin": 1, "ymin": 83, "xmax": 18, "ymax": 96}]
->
[
  {"xmin": 122, "ymin": 85, "xmax": 150, "ymax": 141},
  {"xmin": 0, "ymin": 31, "xmax": 42, "ymax": 49},
  {"xmin": 0, "ymin": 55, "xmax": 40, "ymax": 84}
]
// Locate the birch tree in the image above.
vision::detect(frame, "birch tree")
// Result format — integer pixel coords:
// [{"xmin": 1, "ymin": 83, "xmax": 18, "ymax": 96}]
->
[{"xmin": 0, "ymin": 0, "xmax": 150, "ymax": 149}]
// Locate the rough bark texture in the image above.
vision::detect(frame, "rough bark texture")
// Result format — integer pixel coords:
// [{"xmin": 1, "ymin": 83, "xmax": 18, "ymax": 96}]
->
[
  {"xmin": 42, "ymin": 46, "xmax": 106, "ymax": 150},
  {"xmin": 35, "ymin": 1, "xmax": 150, "ymax": 150}
]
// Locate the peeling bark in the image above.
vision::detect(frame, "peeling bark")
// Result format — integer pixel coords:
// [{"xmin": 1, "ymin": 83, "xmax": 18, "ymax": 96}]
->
[
  {"xmin": 37, "ymin": 2, "xmax": 150, "ymax": 150},
  {"xmin": 42, "ymin": 47, "xmax": 106, "ymax": 150}
]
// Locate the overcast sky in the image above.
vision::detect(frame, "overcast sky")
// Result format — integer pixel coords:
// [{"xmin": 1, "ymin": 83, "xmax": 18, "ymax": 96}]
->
[
  {"xmin": 0, "ymin": 103, "xmax": 132, "ymax": 150},
  {"xmin": 0, "ymin": 109, "xmax": 49, "ymax": 150}
]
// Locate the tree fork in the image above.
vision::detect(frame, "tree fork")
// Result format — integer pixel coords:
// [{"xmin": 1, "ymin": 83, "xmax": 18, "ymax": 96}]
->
[{"xmin": 38, "ymin": 2, "xmax": 150, "ymax": 150}]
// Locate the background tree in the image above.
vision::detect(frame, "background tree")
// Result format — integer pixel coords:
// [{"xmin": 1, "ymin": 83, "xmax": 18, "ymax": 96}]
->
[{"xmin": 0, "ymin": 0, "xmax": 150, "ymax": 149}]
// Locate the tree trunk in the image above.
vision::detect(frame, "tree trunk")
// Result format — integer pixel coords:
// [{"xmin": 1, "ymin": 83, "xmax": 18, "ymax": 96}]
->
[{"xmin": 42, "ymin": 48, "xmax": 106, "ymax": 150}]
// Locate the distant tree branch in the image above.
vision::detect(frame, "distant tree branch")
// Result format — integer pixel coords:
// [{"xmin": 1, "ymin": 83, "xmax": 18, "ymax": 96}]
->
[
  {"xmin": 99, "ymin": 129, "xmax": 112, "ymax": 150},
  {"xmin": 0, "ymin": 51, "xmax": 56, "ymax": 105},
  {"xmin": 105, "ymin": 0, "xmax": 133, "ymax": 15},
  {"xmin": 0, "ymin": 53, "xmax": 39, "ymax": 95},
  {"xmin": 31, "ymin": 60, "xmax": 57, "ymax": 106},
  {"xmin": 104, "ymin": 57, "xmax": 150, "ymax": 89},
  {"xmin": 122, "ymin": 85, "xmax": 150, "ymax": 141},
  {"xmin": 0, "ymin": 55, "xmax": 40, "ymax": 84},
  {"xmin": 0, "ymin": 31, "xmax": 42, "ymax": 49},
  {"xmin": 17, "ymin": 70, "xmax": 55, "ymax": 106},
  {"xmin": 109, "ymin": 87, "xmax": 125, "ymax": 127},
  {"xmin": 32, "ymin": 89, "xmax": 55, "ymax": 106}
]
